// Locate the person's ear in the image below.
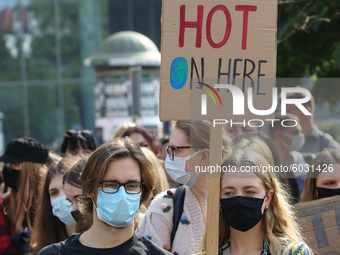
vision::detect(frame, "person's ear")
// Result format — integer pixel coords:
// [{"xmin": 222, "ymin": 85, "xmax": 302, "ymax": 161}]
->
[
  {"xmin": 200, "ymin": 149, "xmax": 210, "ymax": 166},
  {"xmin": 264, "ymin": 189, "xmax": 274, "ymax": 208},
  {"xmin": 87, "ymin": 190, "xmax": 96, "ymax": 201}
]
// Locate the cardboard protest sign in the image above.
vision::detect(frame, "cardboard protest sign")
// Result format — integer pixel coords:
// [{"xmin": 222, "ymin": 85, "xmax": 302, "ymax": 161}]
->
[
  {"xmin": 295, "ymin": 195, "xmax": 340, "ymax": 254},
  {"xmin": 160, "ymin": 0, "xmax": 278, "ymax": 121}
]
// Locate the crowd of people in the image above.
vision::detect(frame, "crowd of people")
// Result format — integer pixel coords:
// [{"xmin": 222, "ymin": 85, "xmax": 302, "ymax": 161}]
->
[{"xmin": 0, "ymin": 92, "xmax": 339, "ymax": 255}]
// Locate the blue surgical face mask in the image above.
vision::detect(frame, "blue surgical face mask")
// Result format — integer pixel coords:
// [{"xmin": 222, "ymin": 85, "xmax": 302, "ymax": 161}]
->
[
  {"xmin": 165, "ymin": 150, "xmax": 201, "ymax": 187},
  {"xmin": 94, "ymin": 187, "xmax": 141, "ymax": 227},
  {"xmin": 51, "ymin": 195, "xmax": 76, "ymax": 226},
  {"xmin": 282, "ymin": 132, "xmax": 305, "ymax": 152}
]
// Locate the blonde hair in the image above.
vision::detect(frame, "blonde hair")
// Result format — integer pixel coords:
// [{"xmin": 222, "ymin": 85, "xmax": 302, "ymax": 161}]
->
[
  {"xmin": 174, "ymin": 120, "xmax": 231, "ymax": 159},
  {"xmin": 203, "ymin": 150, "xmax": 303, "ymax": 254},
  {"xmin": 300, "ymin": 148, "xmax": 340, "ymax": 202},
  {"xmin": 5, "ymin": 161, "xmax": 47, "ymax": 232},
  {"xmin": 112, "ymin": 122, "xmax": 136, "ymax": 139},
  {"xmin": 140, "ymin": 147, "xmax": 169, "ymax": 207},
  {"xmin": 231, "ymin": 135, "xmax": 275, "ymax": 166}
]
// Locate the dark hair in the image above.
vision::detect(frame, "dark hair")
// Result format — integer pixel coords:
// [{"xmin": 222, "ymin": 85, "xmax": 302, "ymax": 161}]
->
[
  {"xmin": 63, "ymin": 155, "xmax": 89, "ymax": 188},
  {"xmin": 122, "ymin": 125, "xmax": 160, "ymax": 156},
  {"xmin": 61, "ymin": 130, "xmax": 97, "ymax": 155}
]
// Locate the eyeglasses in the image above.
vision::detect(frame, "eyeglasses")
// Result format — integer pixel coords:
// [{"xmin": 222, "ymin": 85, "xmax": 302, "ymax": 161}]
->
[
  {"xmin": 99, "ymin": 181, "xmax": 143, "ymax": 194},
  {"xmin": 65, "ymin": 130, "xmax": 93, "ymax": 138},
  {"xmin": 166, "ymin": 145, "xmax": 201, "ymax": 161}
]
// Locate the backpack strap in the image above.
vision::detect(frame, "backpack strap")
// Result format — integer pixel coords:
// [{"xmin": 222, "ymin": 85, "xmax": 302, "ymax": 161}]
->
[
  {"xmin": 53, "ymin": 241, "xmax": 66, "ymax": 255},
  {"xmin": 170, "ymin": 185, "xmax": 186, "ymax": 247}
]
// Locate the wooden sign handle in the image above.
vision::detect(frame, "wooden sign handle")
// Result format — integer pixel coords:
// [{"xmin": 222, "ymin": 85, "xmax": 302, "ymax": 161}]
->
[{"xmin": 205, "ymin": 122, "xmax": 223, "ymax": 255}]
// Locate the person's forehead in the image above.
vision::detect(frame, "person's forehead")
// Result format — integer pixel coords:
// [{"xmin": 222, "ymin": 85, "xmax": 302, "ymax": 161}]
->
[
  {"xmin": 221, "ymin": 171, "xmax": 264, "ymax": 186},
  {"xmin": 129, "ymin": 132, "xmax": 146, "ymax": 142},
  {"xmin": 169, "ymin": 128, "xmax": 189, "ymax": 146},
  {"xmin": 103, "ymin": 157, "xmax": 141, "ymax": 182},
  {"xmin": 285, "ymin": 104, "xmax": 301, "ymax": 113},
  {"xmin": 64, "ymin": 182, "xmax": 82, "ymax": 194},
  {"xmin": 49, "ymin": 175, "xmax": 63, "ymax": 189},
  {"xmin": 317, "ymin": 163, "xmax": 340, "ymax": 179}
]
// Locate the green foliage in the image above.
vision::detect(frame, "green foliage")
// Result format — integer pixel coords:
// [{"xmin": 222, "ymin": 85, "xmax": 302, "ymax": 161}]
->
[
  {"xmin": 278, "ymin": 1, "xmax": 340, "ymax": 78},
  {"xmin": 0, "ymin": 0, "xmax": 106, "ymax": 147},
  {"xmin": 317, "ymin": 121, "xmax": 340, "ymax": 143}
]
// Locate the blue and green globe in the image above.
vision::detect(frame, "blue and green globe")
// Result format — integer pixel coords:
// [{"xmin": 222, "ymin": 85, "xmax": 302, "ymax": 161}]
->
[{"xmin": 170, "ymin": 57, "xmax": 188, "ymax": 90}]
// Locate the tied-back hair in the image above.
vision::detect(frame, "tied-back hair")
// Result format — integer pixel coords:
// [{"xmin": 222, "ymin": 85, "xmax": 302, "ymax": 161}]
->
[
  {"xmin": 300, "ymin": 148, "xmax": 340, "ymax": 202},
  {"xmin": 203, "ymin": 150, "xmax": 303, "ymax": 254},
  {"xmin": 174, "ymin": 120, "xmax": 232, "ymax": 159},
  {"xmin": 79, "ymin": 137, "xmax": 156, "ymax": 220},
  {"xmin": 31, "ymin": 154, "xmax": 70, "ymax": 254},
  {"xmin": 5, "ymin": 161, "xmax": 47, "ymax": 233}
]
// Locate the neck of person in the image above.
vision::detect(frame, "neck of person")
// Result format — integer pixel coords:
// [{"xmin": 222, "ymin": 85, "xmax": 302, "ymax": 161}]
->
[
  {"xmin": 79, "ymin": 212, "xmax": 134, "ymax": 248},
  {"xmin": 229, "ymin": 222, "xmax": 265, "ymax": 254},
  {"xmin": 65, "ymin": 224, "xmax": 75, "ymax": 236}
]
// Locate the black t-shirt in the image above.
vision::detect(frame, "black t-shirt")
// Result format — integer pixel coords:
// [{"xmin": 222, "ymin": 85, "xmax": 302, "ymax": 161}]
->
[{"xmin": 37, "ymin": 233, "xmax": 172, "ymax": 255}]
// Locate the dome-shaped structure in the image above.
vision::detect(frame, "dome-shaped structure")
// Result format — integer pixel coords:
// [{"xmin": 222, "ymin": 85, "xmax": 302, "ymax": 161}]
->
[{"xmin": 85, "ymin": 31, "xmax": 161, "ymax": 67}]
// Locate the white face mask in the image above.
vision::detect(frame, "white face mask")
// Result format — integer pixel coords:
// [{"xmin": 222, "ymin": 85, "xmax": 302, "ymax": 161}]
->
[
  {"xmin": 282, "ymin": 132, "xmax": 305, "ymax": 152},
  {"xmin": 165, "ymin": 150, "xmax": 201, "ymax": 187}
]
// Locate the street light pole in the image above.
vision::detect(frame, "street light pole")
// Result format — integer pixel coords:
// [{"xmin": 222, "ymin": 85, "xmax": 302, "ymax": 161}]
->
[
  {"xmin": 54, "ymin": 0, "xmax": 65, "ymax": 137},
  {"xmin": 20, "ymin": 0, "xmax": 29, "ymax": 137}
]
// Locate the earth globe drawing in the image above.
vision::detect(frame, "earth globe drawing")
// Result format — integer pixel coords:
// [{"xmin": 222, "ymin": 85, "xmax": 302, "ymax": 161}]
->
[{"xmin": 170, "ymin": 57, "xmax": 188, "ymax": 90}]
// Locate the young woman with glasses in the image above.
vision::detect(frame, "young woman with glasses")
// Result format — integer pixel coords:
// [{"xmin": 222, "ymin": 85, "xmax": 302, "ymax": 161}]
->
[
  {"xmin": 138, "ymin": 120, "xmax": 231, "ymax": 255},
  {"xmin": 38, "ymin": 137, "xmax": 172, "ymax": 255}
]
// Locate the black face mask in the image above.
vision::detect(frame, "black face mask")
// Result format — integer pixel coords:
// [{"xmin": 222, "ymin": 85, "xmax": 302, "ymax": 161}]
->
[
  {"xmin": 71, "ymin": 210, "xmax": 81, "ymax": 222},
  {"xmin": 2, "ymin": 166, "xmax": 21, "ymax": 191},
  {"xmin": 316, "ymin": 187, "xmax": 340, "ymax": 199},
  {"xmin": 220, "ymin": 195, "xmax": 266, "ymax": 232}
]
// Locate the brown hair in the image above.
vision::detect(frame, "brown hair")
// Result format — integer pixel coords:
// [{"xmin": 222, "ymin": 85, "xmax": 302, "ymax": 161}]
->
[
  {"xmin": 79, "ymin": 137, "xmax": 155, "ymax": 217},
  {"xmin": 31, "ymin": 155, "xmax": 69, "ymax": 254},
  {"xmin": 122, "ymin": 125, "xmax": 161, "ymax": 156},
  {"xmin": 140, "ymin": 147, "xmax": 169, "ymax": 208},
  {"xmin": 5, "ymin": 161, "xmax": 47, "ymax": 233},
  {"xmin": 300, "ymin": 148, "xmax": 340, "ymax": 202},
  {"xmin": 63, "ymin": 154, "xmax": 93, "ymax": 233}
]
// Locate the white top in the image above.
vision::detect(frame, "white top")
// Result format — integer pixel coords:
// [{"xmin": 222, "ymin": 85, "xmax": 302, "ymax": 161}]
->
[{"xmin": 137, "ymin": 186, "xmax": 205, "ymax": 255}]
